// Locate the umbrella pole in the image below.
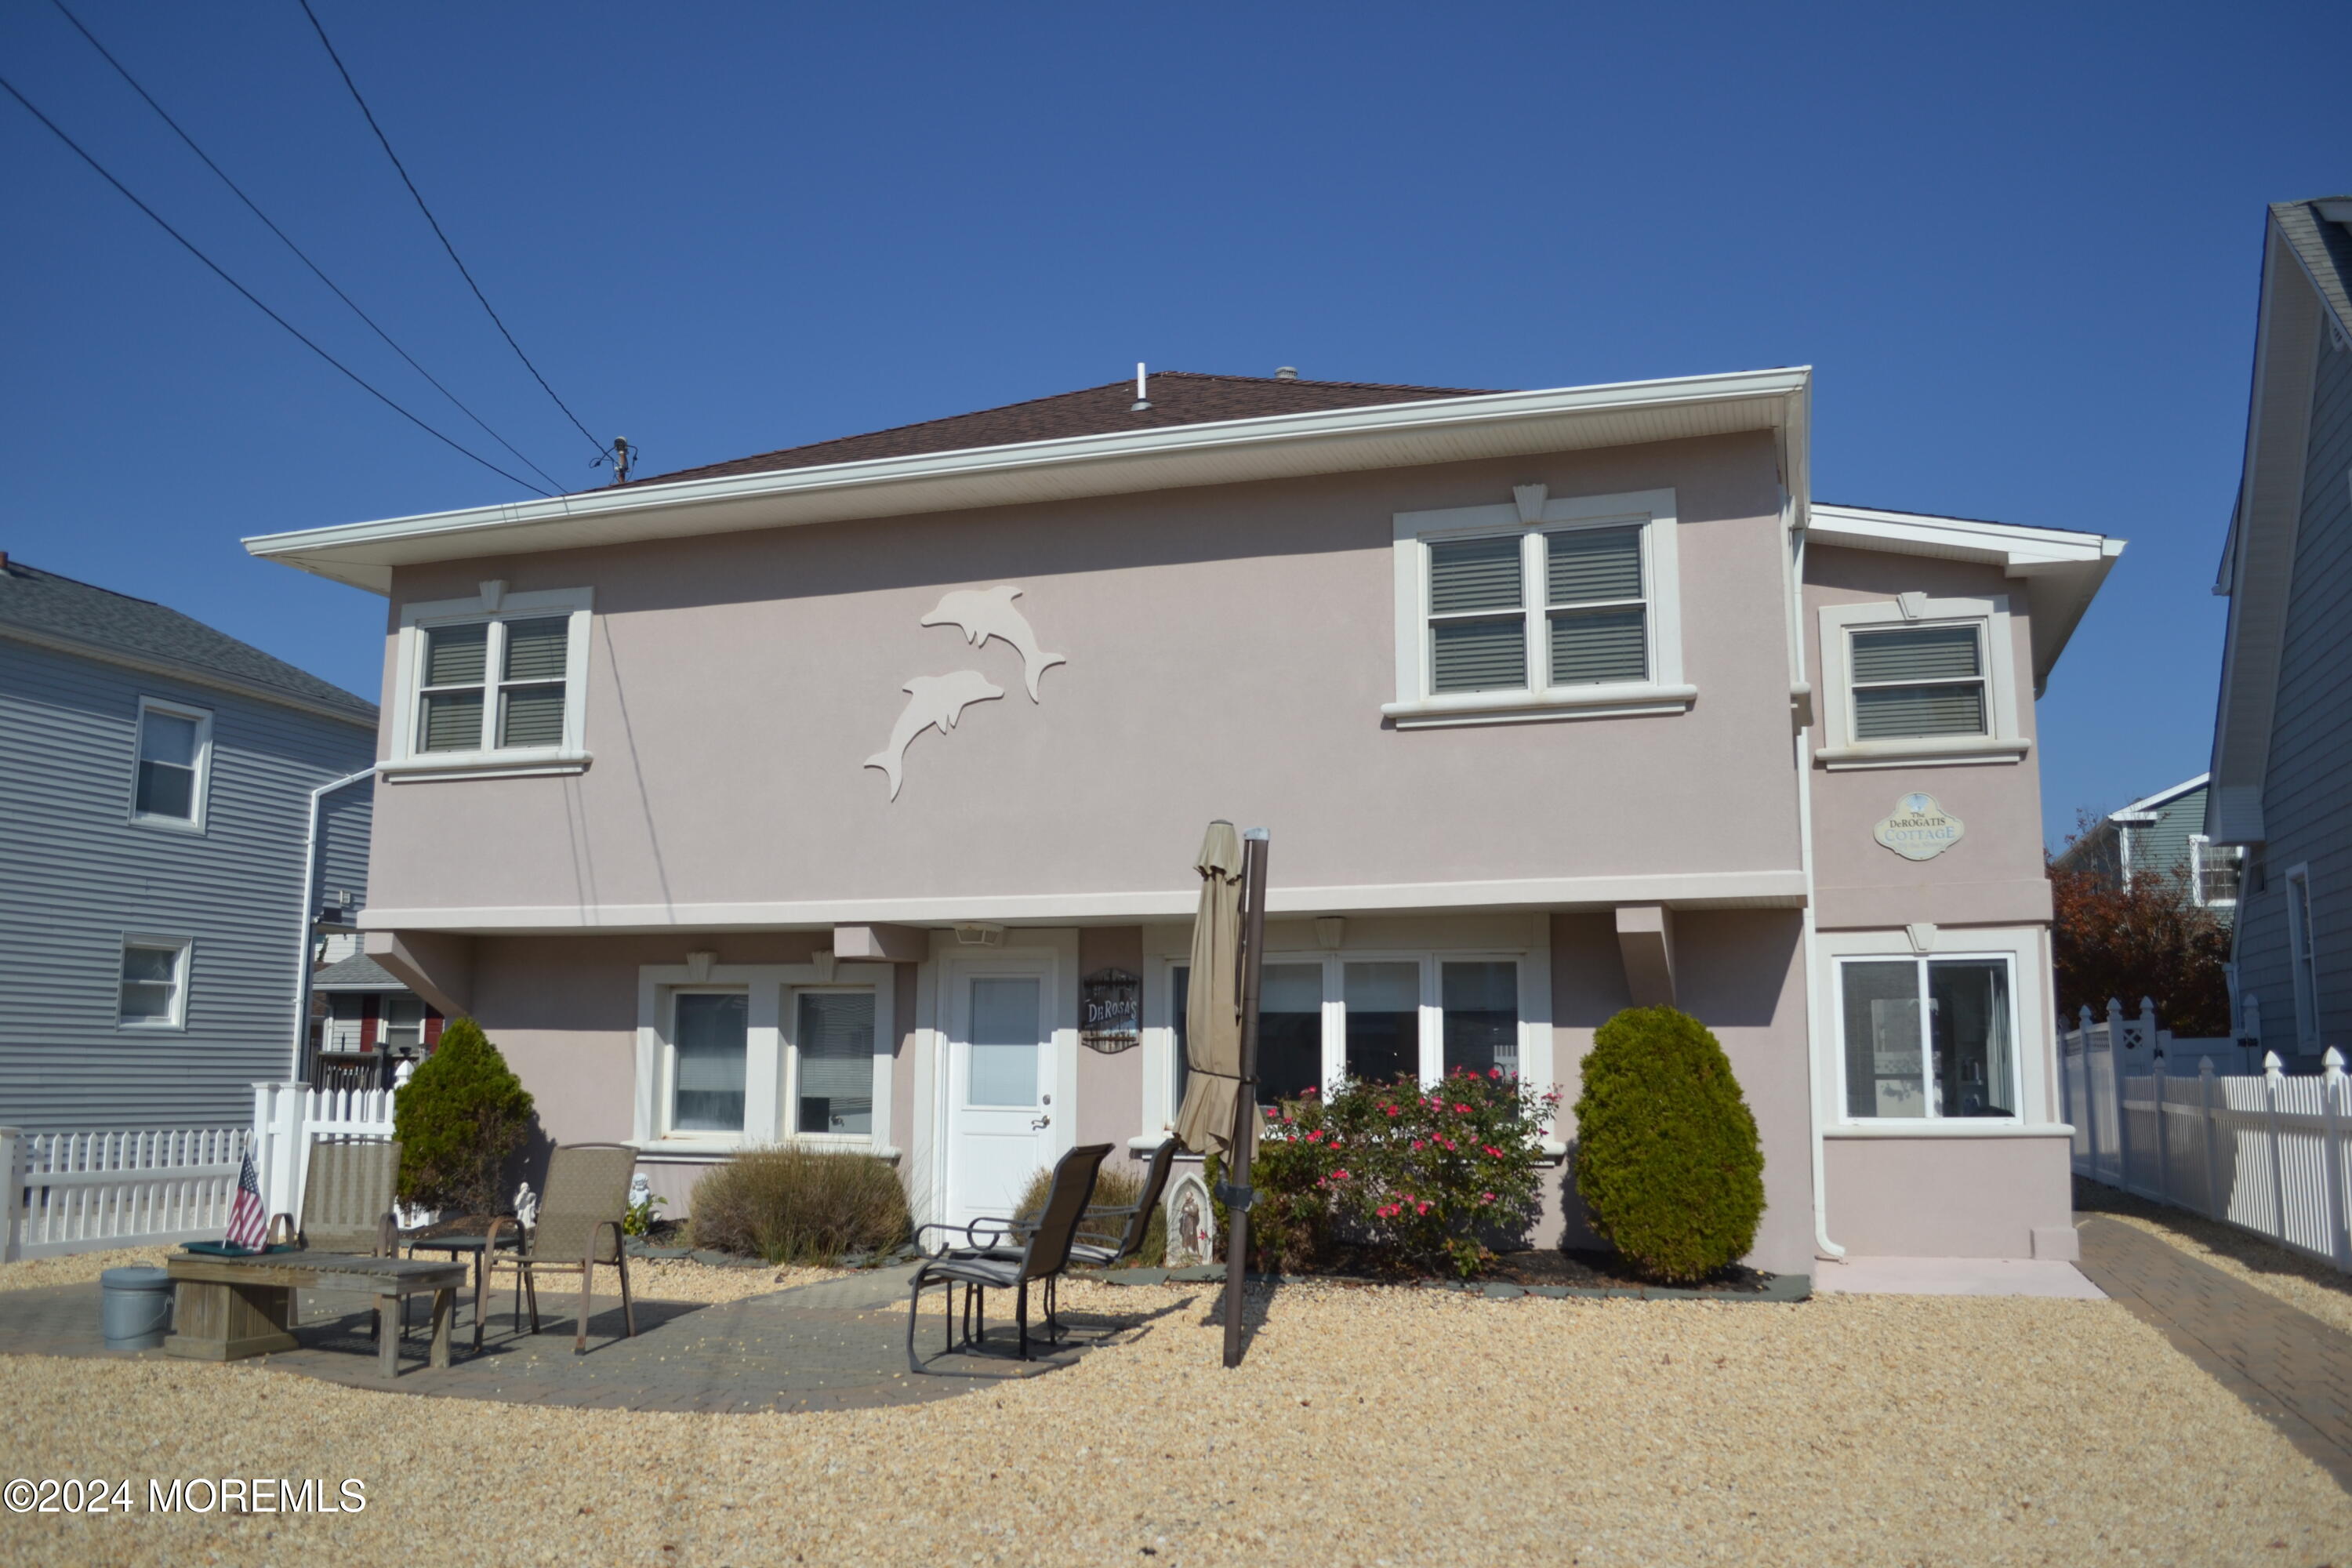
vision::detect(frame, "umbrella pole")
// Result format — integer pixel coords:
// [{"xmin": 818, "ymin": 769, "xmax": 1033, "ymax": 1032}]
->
[{"xmin": 1223, "ymin": 826, "xmax": 1270, "ymax": 1369}]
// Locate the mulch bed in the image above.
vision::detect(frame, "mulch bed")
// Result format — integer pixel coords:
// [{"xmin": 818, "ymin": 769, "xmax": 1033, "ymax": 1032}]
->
[{"xmin": 1484, "ymin": 1248, "xmax": 1779, "ymax": 1296}]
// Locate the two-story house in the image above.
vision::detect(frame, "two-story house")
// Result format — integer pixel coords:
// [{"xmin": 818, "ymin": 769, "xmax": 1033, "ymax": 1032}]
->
[
  {"xmin": 0, "ymin": 556, "xmax": 379, "ymax": 1131},
  {"xmin": 2206, "ymin": 197, "xmax": 2352, "ymax": 1072},
  {"xmin": 245, "ymin": 367, "xmax": 2120, "ymax": 1272},
  {"xmin": 2055, "ymin": 773, "xmax": 2243, "ymax": 918}
]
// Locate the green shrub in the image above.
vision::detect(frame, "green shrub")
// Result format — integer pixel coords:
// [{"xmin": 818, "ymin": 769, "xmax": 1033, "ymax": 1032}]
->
[
  {"xmin": 688, "ymin": 1145, "xmax": 910, "ymax": 1265},
  {"xmin": 1573, "ymin": 1006, "xmax": 1766, "ymax": 1283},
  {"xmin": 1011, "ymin": 1161, "xmax": 1167, "ymax": 1267},
  {"xmin": 391, "ymin": 1017, "xmax": 534, "ymax": 1217}
]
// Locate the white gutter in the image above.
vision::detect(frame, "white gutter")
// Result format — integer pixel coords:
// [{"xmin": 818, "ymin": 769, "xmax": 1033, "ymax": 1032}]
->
[{"xmin": 288, "ymin": 764, "xmax": 381, "ymax": 1080}]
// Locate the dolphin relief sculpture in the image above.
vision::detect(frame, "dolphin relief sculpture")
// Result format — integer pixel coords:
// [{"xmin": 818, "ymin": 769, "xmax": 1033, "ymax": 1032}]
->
[
  {"xmin": 920, "ymin": 586, "xmax": 1066, "ymax": 702},
  {"xmin": 863, "ymin": 670, "xmax": 1005, "ymax": 800}
]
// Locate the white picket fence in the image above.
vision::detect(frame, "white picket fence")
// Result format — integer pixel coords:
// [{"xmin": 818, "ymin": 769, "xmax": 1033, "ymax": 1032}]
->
[
  {"xmin": 2061, "ymin": 1000, "xmax": 2352, "ymax": 1272},
  {"xmin": 0, "ymin": 1125, "xmax": 252, "ymax": 1261},
  {"xmin": 249, "ymin": 1081, "xmax": 397, "ymax": 1226}
]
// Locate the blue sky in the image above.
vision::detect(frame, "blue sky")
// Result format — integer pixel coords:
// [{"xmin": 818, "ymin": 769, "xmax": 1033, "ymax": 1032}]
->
[{"xmin": 3, "ymin": 2, "xmax": 2345, "ymax": 847}]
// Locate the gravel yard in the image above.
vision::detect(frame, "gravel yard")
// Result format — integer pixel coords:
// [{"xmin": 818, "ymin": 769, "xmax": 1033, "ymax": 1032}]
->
[
  {"xmin": 2075, "ymin": 1178, "xmax": 2352, "ymax": 1338},
  {"xmin": 0, "ymin": 1245, "xmax": 842, "ymax": 1305},
  {"xmin": 3, "ymin": 1277, "xmax": 2347, "ymax": 1566}
]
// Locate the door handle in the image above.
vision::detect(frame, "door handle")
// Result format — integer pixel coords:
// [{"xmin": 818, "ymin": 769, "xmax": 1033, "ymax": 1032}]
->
[{"xmin": 1031, "ymin": 1114, "xmax": 1051, "ymax": 1130}]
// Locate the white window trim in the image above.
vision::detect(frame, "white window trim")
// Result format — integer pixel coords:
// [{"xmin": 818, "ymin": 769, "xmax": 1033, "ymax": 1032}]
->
[
  {"xmin": 1142, "ymin": 920, "xmax": 1560, "ymax": 1152},
  {"xmin": 117, "ymin": 935, "xmax": 192, "ymax": 1032},
  {"xmin": 387, "ymin": 584, "xmax": 593, "ymax": 782},
  {"xmin": 129, "ymin": 696, "xmax": 213, "ymax": 833},
  {"xmin": 631, "ymin": 960, "xmax": 895, "ymax": 1156},
  {"xmin": 2285, "ymin": 863, "xmax": 2320, "ymax": 1051},
  {"xmin": 1813, "ymin": 593, "xmax": 2028, "ymax": 770},
  {"xmin": 1384, "ymin": 486, "xmax": 1690, "ymax": 728},
  {"xmin": 1813, "ymin": 927, "xmax": 2063, "ymax": 1133}
]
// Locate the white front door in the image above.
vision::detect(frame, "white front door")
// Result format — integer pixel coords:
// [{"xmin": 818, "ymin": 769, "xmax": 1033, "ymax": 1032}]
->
[{"xmin": 946, "ymin": 971, "xmax": 1051, "ymax": 1232}]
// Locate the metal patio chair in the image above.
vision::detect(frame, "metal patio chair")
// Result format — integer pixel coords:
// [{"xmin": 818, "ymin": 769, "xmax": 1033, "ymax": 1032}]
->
[
  {"xmin": 962, "ymin": 1135, "xmax": 1181, "ymax": 1336},
  {"xmin": 265, "ymin": 1138, "xmax": 401, "ymax": 1256},
  {"xmin": 906, "ymin": 1142, "xmax": 1111, "ymax": 1371},
  {"xmin": 490, "ymin": 1142, "xmax": 639, "ymax": 1354}
]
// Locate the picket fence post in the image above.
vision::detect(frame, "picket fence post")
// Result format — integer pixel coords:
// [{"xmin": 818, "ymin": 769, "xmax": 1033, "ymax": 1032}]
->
[
  {"xmin": 2079, "ymin": 1005, "xmax": 2102, "ymax": 1180},
  {"xmin": 2108, "ymin": 999, "xmax": 2132, "ymax": 1192},
  {"xmin": 2263, "ymin": 1052, "xmax": 2289, "ymax": 1248},
  {"xmin": 2322, "ymin": 1048, "xmax": 2350, "ymax": 1272},
  {"xmin": 2151, "ymin": 1047, "xmax": 2169, "ymax": 1207},
  {"xmin": 2199, "ymin": 1058, "xmax": 2222, "ymax": 1221},
  {"xmin": 0, "ymin": 1127, "xmax": 20, "ymax": 1264}
]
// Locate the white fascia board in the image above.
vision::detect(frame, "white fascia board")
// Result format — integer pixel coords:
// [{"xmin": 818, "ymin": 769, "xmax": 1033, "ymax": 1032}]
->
[
  {"xmin": 245, "ymin": 368, "xmax": 1813, "ymax": 594},
  {"xmin": 2111, "ymin": 772, "xmax": 2210, "ymax": 821},
  {"xmin": 1807, "ymin": 503, "xmax": 2122, "ymax": 689}
]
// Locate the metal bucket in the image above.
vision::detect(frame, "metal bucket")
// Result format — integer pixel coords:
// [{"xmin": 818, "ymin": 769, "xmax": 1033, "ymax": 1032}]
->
[{"xmin": 100, "ymin": 1266, "xmax": 172, "ymax": 1349}]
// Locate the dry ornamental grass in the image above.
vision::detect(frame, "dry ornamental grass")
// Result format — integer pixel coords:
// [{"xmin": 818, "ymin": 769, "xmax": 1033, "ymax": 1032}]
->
[{"xmin": 2, "ymin": 1277, "xmax": 2346, "ymax": 1566}]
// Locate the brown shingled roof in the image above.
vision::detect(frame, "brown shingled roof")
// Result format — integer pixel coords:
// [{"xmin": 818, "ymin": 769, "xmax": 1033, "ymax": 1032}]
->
[{"xmin": 620, "ymin": 371, "xmax": 1501, "ymax": 489}]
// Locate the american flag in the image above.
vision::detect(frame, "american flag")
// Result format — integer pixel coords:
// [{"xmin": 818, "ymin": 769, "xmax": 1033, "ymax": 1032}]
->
[{"xmin": 225, "ymin": 1150, "xmax": 267, "ymax": 1251}]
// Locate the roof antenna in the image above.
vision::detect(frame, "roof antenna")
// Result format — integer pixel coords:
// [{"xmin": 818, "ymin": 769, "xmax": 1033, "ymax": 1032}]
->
[
  {"xmin": 1131, "ymin": 361, "xmax": 1151, "ymax": 412},
  {"xmin": 608, "ymin": 436, "xmax": 633, "ymax": 484}
]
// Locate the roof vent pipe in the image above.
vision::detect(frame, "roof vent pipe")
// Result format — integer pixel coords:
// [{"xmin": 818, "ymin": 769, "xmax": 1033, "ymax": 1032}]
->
[
  {"xmin": 1274, "ymin": 366, "xmax": 1298, "ymax": 380},
  {"xmin": 1131, "ymin": 362, "xmax": 1151, "ymax": 412}
]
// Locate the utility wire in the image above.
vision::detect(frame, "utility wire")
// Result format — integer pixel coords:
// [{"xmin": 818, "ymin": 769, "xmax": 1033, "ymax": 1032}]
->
[
  {"xmin": 296, "ymin": 0, "xmax": 608, "ymax": 463},
  {"xmin": 47, "ymin": 0, "xmax": 566, "ymax": 493},
  {"xmin": 0, "ymin": 73, "xmax": 555, "ymax": 496}
]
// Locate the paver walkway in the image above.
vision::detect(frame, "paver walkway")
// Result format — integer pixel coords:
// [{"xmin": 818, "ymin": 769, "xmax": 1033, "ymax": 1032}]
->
[
  {"xmin": 0, "ymin": 1265, "xmax": 1176, "ymax": 1413},
  {"xmin": 2076, "ymin": 1214, "xmax": 2352, "ymax": 1493}
]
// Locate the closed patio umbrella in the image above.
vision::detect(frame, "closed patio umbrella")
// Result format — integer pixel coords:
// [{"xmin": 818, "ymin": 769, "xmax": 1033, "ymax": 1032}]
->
[{"xmin": 1173, "ymin": 820, "xmax": 1247, "ymax": 1160}]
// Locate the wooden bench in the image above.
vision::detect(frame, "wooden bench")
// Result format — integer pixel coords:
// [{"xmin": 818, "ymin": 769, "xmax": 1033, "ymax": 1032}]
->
[{"xmin": 165, "ymin": 1252, "xmax": 468, "ymax": 1377}]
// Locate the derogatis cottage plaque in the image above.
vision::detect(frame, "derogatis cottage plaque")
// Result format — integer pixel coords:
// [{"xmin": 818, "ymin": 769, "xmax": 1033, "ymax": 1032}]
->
[{"xmin": 1874, "ymin": 793, "xmax": 1965, "ymax": 861}]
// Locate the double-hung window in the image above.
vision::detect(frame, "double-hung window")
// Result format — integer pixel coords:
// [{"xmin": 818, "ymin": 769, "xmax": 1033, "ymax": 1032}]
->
[
  {"xmin": 393, "ymin": 586, "xmax": 591, "ymax": 777},
  {"xmin": 1388, "ymin": 487, "xmax": 1686, "ymax": 726},
  {"xmin": 131, "ymin": 699, "xmax": 210, "ymax": 828},
  {"xmin": 118, "ymin": 938, "xmax": 191, "ymax": 1029},
  {"xmin": 1815, "ymin": 595, "xmax": 2026, "ymax": 768},
  {"xmin": 2190, "ymin": 837, "xmax": 2243, "ymax": 909}
]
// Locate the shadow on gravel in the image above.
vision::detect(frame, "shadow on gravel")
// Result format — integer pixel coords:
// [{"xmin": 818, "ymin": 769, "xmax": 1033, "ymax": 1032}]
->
[{"xmin": 909, "ymin": 1292, "xmax": 1196, "ymax": 1381}]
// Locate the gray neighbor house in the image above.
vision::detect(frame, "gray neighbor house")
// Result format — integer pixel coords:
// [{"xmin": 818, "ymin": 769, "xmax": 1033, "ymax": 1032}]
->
[
  {"xmin": 2207, "ymin": 195, "xmax": 2352, "ymax": 1069},
  {"xmin": 2055, "ymin": 773, "xmax": 2242, "ymax": 921},
  {"xmin": 0, "ymin": 555, "xmax": 379, "ymax": 1132}
]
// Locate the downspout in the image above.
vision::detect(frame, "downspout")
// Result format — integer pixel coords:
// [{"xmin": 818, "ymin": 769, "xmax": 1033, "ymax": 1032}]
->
[
  {"xmin": 1784, "ymin": 463, "xmax": 1846, "ymax": 1264},
  {"xmin": 287, "ymin": 764, "xmax": 381, "ymax": 1081}
]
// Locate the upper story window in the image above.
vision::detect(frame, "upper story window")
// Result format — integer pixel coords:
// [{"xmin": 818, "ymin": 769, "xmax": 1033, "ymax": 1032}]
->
[
  {"xmin": 388, "ymin": 585, "xmax": 592, "ymax": 780},
  {"xmin": 1814, "ymin": 594, "xmax": 2027, "ymax": 770},
  {"xmin": 2190, "ymin": 837, "xmax": 2244, "ymax": 908},
  {"xmin": 1385, "ymin": 486, "xmax": 1689, "ymax": 728},
  {"xmin": 131, "ymin": 699, "xmax": 211, "ymax": 829}
]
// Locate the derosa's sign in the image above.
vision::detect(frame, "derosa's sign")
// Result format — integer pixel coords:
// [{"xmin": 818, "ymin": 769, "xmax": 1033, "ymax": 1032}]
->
[
  {"xmin": 1874, "ymin": 793, "xmax": 1965, "ymax": 861},
  {"xmin": 1080, "ymin": 968, "xmax": 1141, "ymax": 1054}
]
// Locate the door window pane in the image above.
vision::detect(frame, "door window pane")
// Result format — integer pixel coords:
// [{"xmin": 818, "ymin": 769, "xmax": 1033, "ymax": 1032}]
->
[
  {"xmin": 1345, "ymin": 962, "xmax": 1420, "ymax": 1085},
  {"xmin": 1441, "ymin": 961, "xmax": 1519, "ymax": 1077},
  {"xmin": 1256, "ymin": 964, "xmax": 1326, "ymax": 1105},
  {"xmin": 135, "ymin": 710, "xmax": 200, "ymax": 819},
  {"xmin": 797, "ymin": 992, "xmax": 875, "ymax": 1134},
  {"xmin": 1842, "ymin": 961, "xmax": 1924, "ymax": 1119},
  {"xmin": 967, "ymin": 977, "xmax": 1040, "ymax": 1107},
  {"xmin": 1929, "ymin": 960, "xmax": 2013, "ymax": 1118},
  {"xmin": 672, "ymin": 992, "xmax": 747, "ymax": 1132}
]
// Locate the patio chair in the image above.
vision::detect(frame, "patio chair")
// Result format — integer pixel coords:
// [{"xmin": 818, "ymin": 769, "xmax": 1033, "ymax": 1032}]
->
[
  {"xmin": 906, "ymin": 1142, "xmax": 1111, "ymax": 1371},
  {"xmin": 265, "ymin": 1138, "xmax": 401, "ymax": 1256},
  {"xmin": 960, "ymin": 1136, "xmax": 1181, "ymax": 1337},
  {"xmin": 495, "ymin": 1142, "xmax": 638, "ymax": 1354}
]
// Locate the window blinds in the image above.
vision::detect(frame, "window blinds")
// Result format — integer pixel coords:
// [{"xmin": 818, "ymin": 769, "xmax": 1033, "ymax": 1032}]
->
[
  {"xmin": 1850, "ymin": 625, "xmax": 1986, "ymax": 739},
  {"xmin": 1546, "ymin": 526, "xmax": 1642, "ymax": 604},
  {"xmin": 797, "ymin": 993, "xmax": 875, "ymax": 1134},
  {"xmin": 1428, "ymin": 535, "xmax": 1523, "ymax": 613},
  {"xmin": 1432, "ymin": 618, "xmax": 1526, "ymax": 692}
]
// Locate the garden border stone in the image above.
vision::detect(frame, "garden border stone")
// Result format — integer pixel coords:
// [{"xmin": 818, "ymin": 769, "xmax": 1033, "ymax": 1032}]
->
[{"xmin": 1070, "ymin": 1265, "xmax": 1809, "ymax": 1303}]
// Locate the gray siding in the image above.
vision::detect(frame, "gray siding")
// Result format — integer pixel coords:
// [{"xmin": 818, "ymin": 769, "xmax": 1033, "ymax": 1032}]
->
[
  {"xmin": 2240, "ymin": 328, "xmax": 2352, "ymax": 1055},
  {"xmin": 0, "ymin": 639, "xmax": 376, "ymax": 1131},
  {"xmin": 2129, "ymin": 784, "xmax": 2207, "ymax": 886}
]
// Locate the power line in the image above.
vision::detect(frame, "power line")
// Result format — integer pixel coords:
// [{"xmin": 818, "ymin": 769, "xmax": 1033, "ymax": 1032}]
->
[
  {"xmin": 296, "ymin": 0, "xmax": 608, "ymax": 463},
  {"xmin": 0, "ymin": 72, "xmax": 556, "ymax": 496},
  {"xmin": 47, "ymin": 0, "xmax": 567, "ymax": 493}
]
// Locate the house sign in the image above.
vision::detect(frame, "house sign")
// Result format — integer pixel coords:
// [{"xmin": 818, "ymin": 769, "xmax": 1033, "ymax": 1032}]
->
[
  {"xmin": 1080, "ymin": 967, "xmax": 1141, "ymax": 1054},
  {"xmin": 1875, "ymin": 793, "xmax": 1965, "ymax": 862}
]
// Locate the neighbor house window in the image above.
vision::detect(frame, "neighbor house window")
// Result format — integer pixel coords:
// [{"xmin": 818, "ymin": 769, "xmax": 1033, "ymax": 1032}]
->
[
  {"xmin": 393, "ymin": 587, "xmax": 591, "ymax": 772},
  {"xmin": 1815, "ymin": 594, "xmax": 2025, "ymax": 768},
  {"xmin": 793, "ymin": 990, "xmax": 875, "ymax": 1135},
  {"xmin": 670, "ymin": 990, "xmax": 748, "ymax": 1133},
  {"xmin": 1847, "ymin": 623, "xmax": 1987, "ymax": 739},
  {"xmin": 2191, "ymin": 837, "xmax": 2243, "ymax": 908},
  {"xmin": 2286, "ymin": 866, "xmax": 2320, "ymax": 1051},
  {"xmin": 118, "ymin": 938, "xmax": 190, "ymax": 1028},
  {"xmin": 381, "ymin": 996, "xmax": 426, "ymax": 1051},
  {"xmin": 1385, "ymin": 488, "xmax": 1686, "ymax": 726},
  {"xmin": 131, "ymin": 699, "xmax": 210, "ymax": 827},
  {"xmin": 1839, "ymin": 956, "xmax": 2016, "ymax": 1120}
]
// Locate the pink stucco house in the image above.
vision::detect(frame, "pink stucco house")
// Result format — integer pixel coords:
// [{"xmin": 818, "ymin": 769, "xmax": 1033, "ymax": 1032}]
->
[{"xmin": 246, "ymin": 367, "xmax": 2119, "ymax": 1274}]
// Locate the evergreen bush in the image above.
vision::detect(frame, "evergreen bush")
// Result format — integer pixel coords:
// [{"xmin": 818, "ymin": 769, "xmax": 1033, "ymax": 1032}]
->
[
  {"xmin": 390, "ymin": 1016, "xmax": 535, "ymax": 1217},
  {"xmin": 1573, "ymin": 1006, "xmax": 1766, "ymax": 1283}
]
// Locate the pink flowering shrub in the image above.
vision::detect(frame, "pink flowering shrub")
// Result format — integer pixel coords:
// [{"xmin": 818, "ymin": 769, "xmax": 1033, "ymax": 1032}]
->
[{"xmin": 1250, "ymin": 1067, "xmax": 1559, "ymax": 1278}]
